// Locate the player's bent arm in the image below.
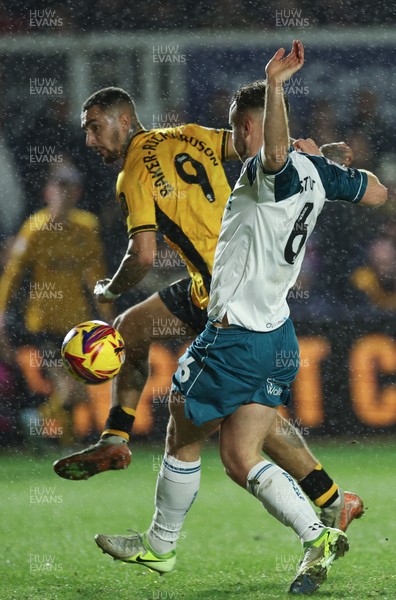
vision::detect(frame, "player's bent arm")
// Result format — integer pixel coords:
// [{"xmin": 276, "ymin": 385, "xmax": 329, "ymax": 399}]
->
[
  {"xmin": 294, "ymin": 139, "xmax": 353, "ymax": 168},
  {"xmin": 261, "ymin": 41, "xmax": 304, "ymax": 171},
  {"xmin": 106, "ymin": 230, "xmax": 157, "ymax": 296},
  {"xmin": 320, "ymin": 142, "xmax": 353, "ymax": 167},
  {"xmin": 261, "ymin": 77, "xmax": 289, "ymax": 171},
  {"xmin": 358, "ymin": 171, "xmax": 388, "ymax": 207},
  {"xmin": 85, "ymin": 239, "xmax": 115, "ymax": 321},
  {"xmin": 293, "ymin": 138, "xmax": 322, "ymax": 156}
]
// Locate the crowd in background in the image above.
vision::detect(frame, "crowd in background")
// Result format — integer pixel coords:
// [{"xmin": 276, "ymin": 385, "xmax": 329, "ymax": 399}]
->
[
  {"xmin": 0, "ymin": 8, "xmax": 395, "ymax": 446},
  {"xmin": 2, "ymin": 1, "xmax": 396, "ymax": 32},
  {"xmin": 1, "ymin": 88, "xmax": 394, "ymax": 322}
]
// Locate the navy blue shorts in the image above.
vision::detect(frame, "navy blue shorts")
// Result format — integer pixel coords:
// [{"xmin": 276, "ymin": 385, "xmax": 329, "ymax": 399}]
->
[
  {"xmin": 158, "ymin": 278, "xmax": 208, "ymax": 334},
  {"xmin": 172, "ymin": 319, "xmax": 300, "ymax": 426}
]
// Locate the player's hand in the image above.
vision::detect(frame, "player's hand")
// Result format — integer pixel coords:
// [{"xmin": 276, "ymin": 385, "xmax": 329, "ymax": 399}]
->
[
  {"xmin": 293, "ymin": 138, "xmax": 322, "ymax": 155},
  {"xmin": 320, "ymin": 142, "xmax": 353, "ymax": 167},
  {"xmin": 265, "ymin": 39, "xmax": 304, "ymax": 84},
  {"xmin": 94, "ymin": 279, "xmax": 120, "ymax": 303}
]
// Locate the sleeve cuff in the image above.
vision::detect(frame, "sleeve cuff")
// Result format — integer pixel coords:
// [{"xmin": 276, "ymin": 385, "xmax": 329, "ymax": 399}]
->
[
  {"xmin": 128, "ymin": 224, "xmax": 158, "ymax": 238},
  {"xmin": 352, "ymin": 171, "xmax": 368, "ymax": 203}
]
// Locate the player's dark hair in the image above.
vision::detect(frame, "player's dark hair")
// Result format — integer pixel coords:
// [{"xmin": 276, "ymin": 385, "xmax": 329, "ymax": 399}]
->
[
  {"xmin": 82, "ymin": 87, "xmax": 135, "ymax": 113},
  {"xmin": 231, "ymin": 79, "xmax": 289, "ymax": 115}
]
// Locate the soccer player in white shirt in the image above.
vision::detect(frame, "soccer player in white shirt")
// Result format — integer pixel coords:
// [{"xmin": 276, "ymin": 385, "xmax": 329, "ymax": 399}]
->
[{"xmin": 95, "ymin": 41, "xmax": 387, "ymax": 594}]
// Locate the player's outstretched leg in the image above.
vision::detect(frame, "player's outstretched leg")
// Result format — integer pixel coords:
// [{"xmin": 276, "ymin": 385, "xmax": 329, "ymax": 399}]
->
[
  {"xmin": 53, "ymin": 435, "xmax": 131, "ymax": 481},
  {"xmin": 289, "ymin": 527, "xmax": 349, "ymax": 594},
  {"xmin": 320, "ymin": 489, "xmax": 364, "ymax": 531},
  {"xmin": 263, "ymin": 414, "xmax": 364, "ymax": 531},
  {"xmin": 220, "ymin": 404, "xmax": 349, "ymax": 595},
  {"xmin": 54, "ymin": 292, "xmax": 192, "ymax": 480},
  {"xmin": 95, "ymin": 531, "xmax": 176, "ymax": 574},
  {"xmin": 95, "ymin": 393, "xmax": 218, "ymax": 572}
]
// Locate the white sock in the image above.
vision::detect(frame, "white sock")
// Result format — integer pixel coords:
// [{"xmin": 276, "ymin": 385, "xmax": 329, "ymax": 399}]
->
[
  {"xmin": 327, "ymin": 490, "xmax": 342, "ymax": 508},
  {"xmin": 147, "ymin": 454, "xmax": 201, "ymax": 555},
  {"xmin": 247, "ymin": 460, "xmax": 324, "ymax": 545}
]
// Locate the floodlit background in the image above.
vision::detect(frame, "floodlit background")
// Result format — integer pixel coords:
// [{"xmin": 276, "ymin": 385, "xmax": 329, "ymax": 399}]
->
[
  {"xmin": 1, "ymin": 2, "xmax": 395, "ymax": 445},
  {"xmin": 1, "ymin": 3, "xmax": 396, "ymax": 600}
]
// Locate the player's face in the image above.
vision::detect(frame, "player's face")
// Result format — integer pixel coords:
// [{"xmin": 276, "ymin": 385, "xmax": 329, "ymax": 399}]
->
[
  {"xmin": 81, "ymin": 106, "xmax": 127, "ymax": 164},
  {"xmin": 44, "ymin": 181, "xmax": 80, "ymax": 213},
  {"xmin": 229, "ymin": 102, "xmax": 249, "ymax": 162}
]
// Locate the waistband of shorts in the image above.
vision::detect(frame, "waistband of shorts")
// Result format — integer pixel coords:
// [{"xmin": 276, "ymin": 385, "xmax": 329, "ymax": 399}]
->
[
  {"xmin": 206, "ymin": 321, "xmax": 249, "ymax": 334},
  {"xmin": 207, "ymin": 318, "xmax": 291, "ymax": 335}
]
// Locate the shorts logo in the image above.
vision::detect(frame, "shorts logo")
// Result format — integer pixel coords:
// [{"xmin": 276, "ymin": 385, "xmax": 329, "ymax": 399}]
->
[{"xmin": 266, "ymin": 379, "xmax": 282, "ymax": 396}]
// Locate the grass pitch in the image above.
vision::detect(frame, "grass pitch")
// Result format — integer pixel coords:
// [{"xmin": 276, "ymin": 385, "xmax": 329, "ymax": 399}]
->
[{"xmin": 1, "ymin": 440, "xmax": 395, "ymax": 600}]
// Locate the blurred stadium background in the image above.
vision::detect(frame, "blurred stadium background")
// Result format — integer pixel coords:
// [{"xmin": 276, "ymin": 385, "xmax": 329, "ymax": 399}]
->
[
  {"xmin": 1, "ymin": 4, "xmax": 396, "ymax": 600},
  {"xmin": 0, "ymin": 2, "xmax": 395, "ymax": 447}
]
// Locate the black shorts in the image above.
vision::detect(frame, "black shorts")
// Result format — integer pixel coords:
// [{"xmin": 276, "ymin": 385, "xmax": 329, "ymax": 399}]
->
[{"xmin": 158, "ymin": 278, "xmax": 208, "ymax": 334}]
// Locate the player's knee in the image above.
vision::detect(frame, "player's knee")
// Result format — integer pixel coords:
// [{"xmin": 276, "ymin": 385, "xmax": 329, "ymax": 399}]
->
[
  {"xmin": 113, "ymin": 311, "xmax": 122, "ymax": 331},
  {"xmin": 113, "ymin": 311, "xmax": 131, "ymax": 335},
  {"xmin": 165, "ymin": 417, "xmax": 177, "ymax": 453},
  {"xmin": 166, "ymin": 434, "xmax": 200, "ymax": 462},
  {"xmin": 166, "ymin": 409, "xmax": 185, "ymax": 455},
  {"xmin": 113, "ymin": 309, "xmax": 148, "ymax": 348}
]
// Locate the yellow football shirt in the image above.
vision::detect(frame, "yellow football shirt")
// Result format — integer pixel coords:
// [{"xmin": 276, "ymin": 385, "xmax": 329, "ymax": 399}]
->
[
  {"xmin": 0, "ymin": 208, "xmax": 109, "ymax": 335},
  {"xmin": 116, "ymin": 123, "xmax": 231, "ymax": 309}
]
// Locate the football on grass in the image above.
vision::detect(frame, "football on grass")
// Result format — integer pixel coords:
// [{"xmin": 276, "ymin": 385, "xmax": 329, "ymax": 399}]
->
[{"xmin": 61, "ymin": 320, "xmax": 125, "ymax": 384}]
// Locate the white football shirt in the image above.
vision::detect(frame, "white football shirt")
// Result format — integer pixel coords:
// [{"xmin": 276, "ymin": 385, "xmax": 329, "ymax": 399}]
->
[{"xmin": 207, "ymin": 149, "xmax": 367, "ymax": 331}]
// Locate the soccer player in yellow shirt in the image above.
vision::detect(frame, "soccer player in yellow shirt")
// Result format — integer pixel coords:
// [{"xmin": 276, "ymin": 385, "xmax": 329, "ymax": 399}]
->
[
  {"xmin": 0, "ymin": 163, "xmax": 112, "ymax": 441},
  {"xmin": 54, "ymin": 87, "xmax": 363, "ymax": 532}
]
